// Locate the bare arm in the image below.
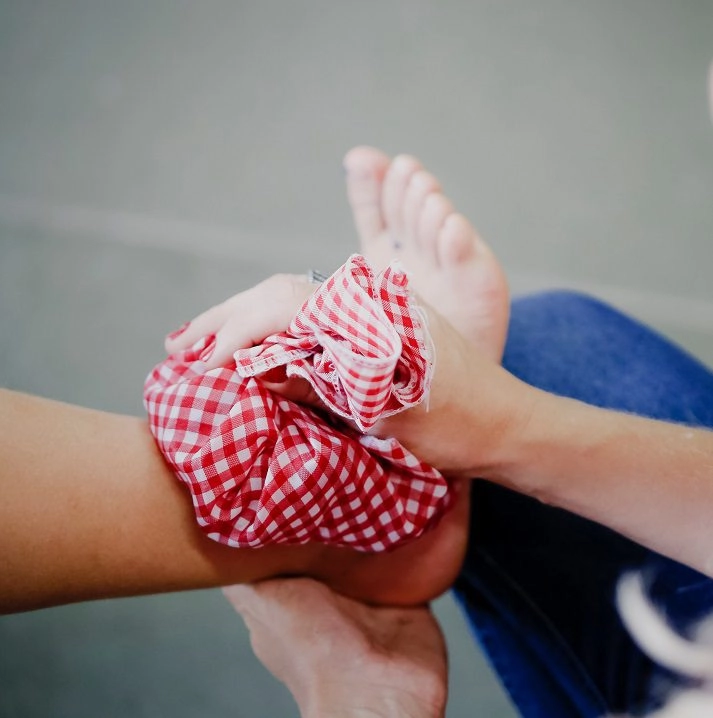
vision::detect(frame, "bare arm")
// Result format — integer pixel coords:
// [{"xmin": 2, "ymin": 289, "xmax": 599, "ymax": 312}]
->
[
  {"xmin": 496, "ymin": 389, "xmax": 713, "ymax": 577},
  {"xmin": 378, "ymin": 309, "xmax": 713, "ymax": 578},
  {"xmin": 0, "ymin": 389, "xmax": 321, "ymax": 613}
]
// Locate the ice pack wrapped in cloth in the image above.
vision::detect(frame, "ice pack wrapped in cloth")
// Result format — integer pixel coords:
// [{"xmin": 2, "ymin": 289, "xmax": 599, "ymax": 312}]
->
[{"xmin": 144, "ymin": 254, "xmax": 452, "ymax": 552}]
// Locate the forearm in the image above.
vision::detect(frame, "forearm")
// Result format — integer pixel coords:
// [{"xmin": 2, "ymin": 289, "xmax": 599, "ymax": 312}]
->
[
  {"xmin": 0, "ymin": 389, "xmax": 320, "ymax": 613},
  {"xmin": 492, "ymin": 387, "xmax": 713, "ymax": 576}
]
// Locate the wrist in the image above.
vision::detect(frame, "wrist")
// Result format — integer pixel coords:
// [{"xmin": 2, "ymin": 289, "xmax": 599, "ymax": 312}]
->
[
  {"xmin": 464, "ymin": 372, "xmax": 542, "ymax": 482},
  {"xmin": 485, "ymin": 385, "xmax": 586, "ymax": 500}
]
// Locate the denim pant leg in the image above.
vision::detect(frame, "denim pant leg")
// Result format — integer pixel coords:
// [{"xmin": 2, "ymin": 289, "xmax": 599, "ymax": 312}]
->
[{"xmin": 453, "ymin": 291, "xmax": 713, "ymax": 718}]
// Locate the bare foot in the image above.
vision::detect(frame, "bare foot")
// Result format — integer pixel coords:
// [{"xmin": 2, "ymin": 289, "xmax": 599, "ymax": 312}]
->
[
  {"xmin": 313, "ymin": 147, "xmax": 515, "ymax": 606},
  {"xmin": 344, "ymin": 146, "xmax": 509, "ymax": 361}
]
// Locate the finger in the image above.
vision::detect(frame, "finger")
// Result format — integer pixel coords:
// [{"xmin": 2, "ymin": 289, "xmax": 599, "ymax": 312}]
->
[
  {"xmin": 201, "ymin": 322, "xmax": 247, "ymax": 370},
  {"xmin": 201, "ymin": 309, "xmax": 299, "ymax": 370},
  {"xmin": 164, "ymin": 302, "xmax": 230, "ymax": 354},
  {"xmin": 201, "ymin": 278, "xmax": 317, "ymax": 369},
  {"xmin": 165, "ymin": 273, "xmax": 315, "ymax": 356}
]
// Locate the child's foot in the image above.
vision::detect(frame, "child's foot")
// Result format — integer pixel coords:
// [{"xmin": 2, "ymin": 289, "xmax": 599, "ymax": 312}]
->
[
  {"xmin": 315, "ymin": 147, "xmax": 513, "ymax": 605},
  {"xmin": 344, "ymin": 146, "xmax": 509, "ymax": 361}
]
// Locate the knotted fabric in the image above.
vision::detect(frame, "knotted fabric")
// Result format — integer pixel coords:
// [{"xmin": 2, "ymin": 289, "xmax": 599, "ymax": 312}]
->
[{"xmin": 144, "ymin": 255, "xmax": 452, "ymax": 552}]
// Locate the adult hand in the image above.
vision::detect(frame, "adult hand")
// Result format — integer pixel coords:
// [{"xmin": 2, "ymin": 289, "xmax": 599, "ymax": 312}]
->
[{"xmin": 224, "ymin": 578, "xmax": 448, "ymax": 718}]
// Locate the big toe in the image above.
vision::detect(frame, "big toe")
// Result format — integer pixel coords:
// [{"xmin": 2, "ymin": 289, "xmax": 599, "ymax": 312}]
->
[{"xmin": 344, "ymin": 146, "xmax": 391, "ymax": 248}]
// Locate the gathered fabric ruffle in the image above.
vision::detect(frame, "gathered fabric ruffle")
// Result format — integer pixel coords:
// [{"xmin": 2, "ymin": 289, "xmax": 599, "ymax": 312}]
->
[{"xmin": 144, "ymin": 255, "xmax": 452, "ymax": 552}]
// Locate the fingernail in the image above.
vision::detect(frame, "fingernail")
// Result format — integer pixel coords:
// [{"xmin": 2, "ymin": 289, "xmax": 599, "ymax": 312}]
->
[
  {"xmin": 167, "ymin": 322, "xmax": 190, "ymax": 341},
  {"xmin": 199, "ymin": 344, "xmax": 214, "ymax": 362}
]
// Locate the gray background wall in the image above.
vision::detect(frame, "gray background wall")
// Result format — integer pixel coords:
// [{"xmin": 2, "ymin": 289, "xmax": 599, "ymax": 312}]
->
[{"xmin": 1, "ymin": 2, "xmax": 711, "ymax": 716}]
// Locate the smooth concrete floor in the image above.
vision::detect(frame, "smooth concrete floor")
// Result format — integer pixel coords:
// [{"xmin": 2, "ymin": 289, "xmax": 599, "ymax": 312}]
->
[{"xmin": 1, "ymin": 2, "xmax": 712, "ymax": 717}]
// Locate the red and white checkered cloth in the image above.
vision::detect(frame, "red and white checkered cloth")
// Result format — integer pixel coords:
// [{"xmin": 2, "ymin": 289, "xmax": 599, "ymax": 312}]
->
[{"xmin": 144, "ymin": 254, "xmax": 452, "ymax": 552}]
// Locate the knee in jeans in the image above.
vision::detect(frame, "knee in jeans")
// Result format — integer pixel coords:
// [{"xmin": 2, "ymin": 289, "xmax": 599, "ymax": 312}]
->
[{"xmin": 514, "ymin": 289, "xmax": 621, "ymax": 325}]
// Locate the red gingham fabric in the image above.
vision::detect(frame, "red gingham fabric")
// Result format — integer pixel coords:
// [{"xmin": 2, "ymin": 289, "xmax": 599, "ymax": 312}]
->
[{"xmin": 144, "ymin": 254, "xmax": 452, "ymax": 552}]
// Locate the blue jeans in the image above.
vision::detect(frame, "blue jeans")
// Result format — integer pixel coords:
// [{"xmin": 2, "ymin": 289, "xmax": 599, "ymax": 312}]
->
[{"xmin": 453, "ymin": 291, "xmax": 713, "ymax": 718}]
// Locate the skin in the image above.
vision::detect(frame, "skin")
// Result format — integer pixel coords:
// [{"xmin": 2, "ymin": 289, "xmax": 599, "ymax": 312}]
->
[{"xmin": 224, "ymin": 579, "xmax": 447, "ymax": 718}]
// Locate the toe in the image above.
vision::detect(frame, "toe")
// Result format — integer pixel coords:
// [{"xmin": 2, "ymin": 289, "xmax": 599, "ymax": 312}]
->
[
  {"xmin": 417, "ymin": 193, "xmax": 454, "ymax": 266},
  {"xmin": 438, "ymin": 213, "xmax": 478, "ymax": 267},
  {"xmin": 403, "ymin": 170, "xmax": 441, "ymax": 246},
  {"xmin": 382, "ymin": 154, "xmax": 422, "ymax": 239},
  {"xmin": 343, "ymin": 145, "xmax": 390, "ymax": 170},
  {"xmin": 344, "ymin": 146, "xmax": 391, "ymax": 245}
]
